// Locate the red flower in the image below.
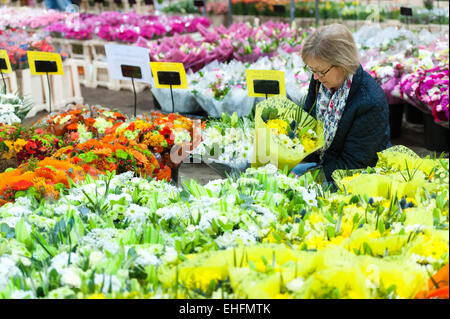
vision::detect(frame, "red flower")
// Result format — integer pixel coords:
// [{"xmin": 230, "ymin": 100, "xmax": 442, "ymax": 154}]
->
[
  {"xmin": 127, "ymin": 122, "xmax": 136, "ymax": 131},
  {"xmin": 34, "ymin": 129, "xmax": 44, "ymax": 134},
  {"xmin": 159, "ymin": 126, "xmax": 174, "ymax": 145},
  {"xmin": 25, "ymin": 141, "xmax": 37, "ymax": 154},
  {"xmin": 11, "ymin": 180, "xmax": 34, "ymax": 191}
]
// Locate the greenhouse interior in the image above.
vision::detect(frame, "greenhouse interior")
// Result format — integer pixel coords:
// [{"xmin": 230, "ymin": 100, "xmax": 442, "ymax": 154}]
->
[{"xmin": 0, "ymin": 0, "xmax": 448, "ymax": 301}]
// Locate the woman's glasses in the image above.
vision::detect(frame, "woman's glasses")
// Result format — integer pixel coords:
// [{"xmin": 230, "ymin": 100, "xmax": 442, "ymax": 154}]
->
[{"xmin": 304, "ymin": 65, "xmax": 334, "ymax": 77}]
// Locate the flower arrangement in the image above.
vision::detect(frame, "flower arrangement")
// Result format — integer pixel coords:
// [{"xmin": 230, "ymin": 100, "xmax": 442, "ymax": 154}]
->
[
  {"xmin": 254, "ymin": 96, "xmax": 324, "ymax": 171},
  {"xmin": 193, "ymin": 112, "xmax": 254, "ymax": 170},
  {"xmin": 0, "ymin": 90, "xmax": 32, "ymax": 125}
]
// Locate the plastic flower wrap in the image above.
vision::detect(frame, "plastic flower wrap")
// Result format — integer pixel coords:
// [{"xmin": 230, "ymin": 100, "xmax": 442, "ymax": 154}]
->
[
  {"xmin": 193, "ymin": 112, "xmax": 254, "ymax": 175},
  {"xmin": 333, "ymin": 145, "xmax": 449, "ymax": 199},
  {"xmin": 0, "ymin": 91, "xmax": 32, "ymax": 125},
  {"xmin": 253, "ymin": 96, "xmax": 324, "ymax": 171},
  {"xmin": 191, "ymin": 60, "xmax": 255, "ymax": 117}
]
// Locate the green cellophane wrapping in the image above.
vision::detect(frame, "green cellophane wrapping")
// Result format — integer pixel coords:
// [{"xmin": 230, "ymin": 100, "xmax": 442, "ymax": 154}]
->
[
  {"xmin": 332, "ymin": 146, "xmax": 448, "ymax": 199},
  {"xmin": 252, "ymin": 96, "xmax": 325, "ymax": 171}
]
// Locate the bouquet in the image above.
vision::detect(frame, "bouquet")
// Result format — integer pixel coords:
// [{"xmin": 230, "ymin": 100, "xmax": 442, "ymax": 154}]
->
[
  {"xmin": 253, "ymin": 96, "xmax": 324, "ymax": 171},
  {"xmin": 193, "ymin": 112, "xmax": 254, "ymax": 176},
  {"xmin": 0, "ymin": 90, "xmax": 32, "ymax": 125}
]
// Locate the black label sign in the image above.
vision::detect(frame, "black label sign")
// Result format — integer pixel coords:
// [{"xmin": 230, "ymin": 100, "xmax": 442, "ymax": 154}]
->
[
  {"xmin": 194, "ymin": 0, "xmax": 205, "ymax": 7},
  {"xmin": 144, "ymin": 0, "xmax": 154, "ymax": 4},
  {"xmin": 254, "ymin": 80, "xmax": 280, "ymax": 95},
  {"xmin": 157, "ymin": 71, "xmax": 181, "ymax": 86},
  {"xmin": 400, "ymin": 7, "xmax": 413, "ymax": 16},
  {"xmin": 0, "ymin": 58, "xmax": 7, "ymax": 71},
  {"xmin": 35, "ymin": 60, "xmax": 58, "ymax": 73},
  {"xmin": 273, "ymin": 5, "xmax": 286, "ymax": 14},
  {"xmin": 121, "ymin": 65, "xmax": 143, "ymax": 79}
]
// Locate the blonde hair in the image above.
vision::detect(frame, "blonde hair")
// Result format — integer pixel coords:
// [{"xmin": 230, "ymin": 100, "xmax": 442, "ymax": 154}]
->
[{"xmin": 301, "ymin": 24, "xmax": 360, "ymax": 78}]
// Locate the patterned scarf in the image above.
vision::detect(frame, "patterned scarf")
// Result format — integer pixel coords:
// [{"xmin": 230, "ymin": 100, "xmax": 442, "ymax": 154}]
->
[{"xmin": 316, "ymin": 75, "xmax": 353, "ymax": 158}]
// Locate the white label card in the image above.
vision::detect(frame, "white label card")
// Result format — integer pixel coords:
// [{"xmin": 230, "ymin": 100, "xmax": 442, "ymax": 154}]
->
[{"xmin": 105, "ymin": 44, "xmax": 152, "ymax": 83}]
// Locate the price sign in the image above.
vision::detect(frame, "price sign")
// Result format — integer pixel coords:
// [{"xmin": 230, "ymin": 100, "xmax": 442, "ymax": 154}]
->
[
  {"xmin": 121, "ymin": 65, "xmax": 143, "ymax": 79},
  {"xmin": 194, "ymin": 0, "xmax": 205, "ymax": 7},
  {"xmin": 150, "ymin": 62, "xmax": 187, "ymax": 89},
  {"xmin": 105, "ymin": 44, "xmax": 152, "ymax": 83},
  {"xmin": 273, "ymin": 5, "xmax": 286, "ymax": 14},
  {"xmin": 0, "ymin": 50, "xmax": 12, "ymax": 74},
  {"xmin": 27, "ymin": 51, "xmax": 64, "ymax": 75},
  {"xmin": 400, "ymin": 7, "xmax": 412, "ymax": 16},
  {"xmin": 246, "ymin": 70, "xmax": 285, "ymax": 98}
]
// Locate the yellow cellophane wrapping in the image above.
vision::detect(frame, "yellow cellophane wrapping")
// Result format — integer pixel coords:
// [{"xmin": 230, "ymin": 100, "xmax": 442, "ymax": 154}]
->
[{"xmin": 252, "ymin": 97, "xmax": 325, "ymax": 171}]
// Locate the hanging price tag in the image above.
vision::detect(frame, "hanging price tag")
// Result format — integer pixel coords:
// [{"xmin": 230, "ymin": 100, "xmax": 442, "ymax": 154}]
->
[
  {"xmin": 121, "ymin": 65, "xmax": 143, "ymax": 79},
  {"xmin": 194, "ymin": 0, "xmax": 205, "ymax": 7},
  {"xmin": 105, "ymin": 44, "xmax": 152, "ymax": 83},
  {"xmin": 246, "ymin": 70, "xmax": 285, "ymax": 98},
  {"xmin": 400, "ymin": 7, "xmax": 413, "ymax": 16},
  {"xmin": 273, "ymin": 5, "xmax": 286, "ymax": 14},
  {"xmin": 27, "ymin": 51, "xmax": 64, "ymax": 75},
  {"xmin": 0, "ymin": 50, "xmax": 12, "ymax": 74},
  {"xmin": 150, "ymin": 62, "xmax": 187, "ymax": 89}
]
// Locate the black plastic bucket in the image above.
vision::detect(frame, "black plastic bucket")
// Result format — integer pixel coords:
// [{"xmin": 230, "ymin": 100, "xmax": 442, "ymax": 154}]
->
[
  {"xmin": 389, "ymin": 103, "xmax": 404, "ymax": 139},
  {"xmin": 405, "ymin": 103, "xmax": 424, "ymax": 124},
  {"xmin": 423, "ymin": 112, "xmax": 449, "ymax": 153}
]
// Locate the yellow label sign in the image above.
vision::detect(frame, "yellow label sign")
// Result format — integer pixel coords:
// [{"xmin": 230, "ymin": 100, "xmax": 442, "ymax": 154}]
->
[
  {"xmin": 0, "ymin": 50, "xmax": 12, "ymax": 74},
  {"xmin": 27, "ymin": 51, "xmax": 64, "ymax": 75},
  {"xmin": 150, "ymin": 62, "xmax": 187, "ymax": 89},
  {"xmin": 246, "ymin": 70, "xmax": 286, "ymax": 98}
]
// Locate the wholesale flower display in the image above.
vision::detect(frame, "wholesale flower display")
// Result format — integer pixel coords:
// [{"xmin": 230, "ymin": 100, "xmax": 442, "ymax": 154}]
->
[
  {"xmin": 0, "ymin": 7, "xmax": 70, "ymax": 30},
  {"xmin": 0, "ymin": 30, "xmax": 68, "ymax": 70},
  {"xmin": 0, "ymin": 105, "xmax": 200, "ymax": 206},
  {"xmin": 45, "ymin": 12, "xmax": 211, "ymax": 43},
  {"xmin": 144, "ymin": 21, "xmax": 306, "ymax": 72},
  {"xmin": 0, "ymin": 149, "xmax": 447, "ymax": 298}
]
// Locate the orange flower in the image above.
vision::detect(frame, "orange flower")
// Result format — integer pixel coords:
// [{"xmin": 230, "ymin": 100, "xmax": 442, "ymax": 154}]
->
[
  {"xmin": 12, "ymin": 180, "xmax": 34, "ymax": 191},
  {"xmin": 156, "ymin": 166, "xmax": 171, "ymax": 181},
  {"xmin": 130, "ymin": 149, "xmax": 148, "ymax": 165},
  {"xmin": 93, "ymin": 148, "xmax": 113, "ymax": 157},
  {"xmin": 35, "ymin": 167, "xmax": 56, "ymax": 180}
]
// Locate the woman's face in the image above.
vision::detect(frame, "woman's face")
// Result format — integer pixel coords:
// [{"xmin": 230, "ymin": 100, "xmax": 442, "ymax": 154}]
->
[{"xmin": 305, "ymin": 57, "xmax": 346, "ymax": 91}]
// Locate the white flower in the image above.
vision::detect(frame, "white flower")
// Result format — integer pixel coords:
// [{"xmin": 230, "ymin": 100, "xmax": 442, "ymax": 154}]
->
[
  {"xmin": 8, "ymin": 205, "xmax": 33, "ymax": 217},
  {"xmin": 89, "ymin": 251, "xmax": 106, "ymax": 267},
  {"xmin": 93, "ymin": 117, "xmax": 113, "ymax": 134},
  {"xmin": 286, "ymin": 277, "xmax": 305, "ymax": 292},
  {"xmin": 0, "ymin": 256, "xmax": 21, "ymax": 291},
  {"xmin": 94, "ymin": 274, "xmax": 122, "ymax": 294},
  {"xmin": 60, "ymin": 268, "xmax": 82, "ymax": 288},
  {"xmin": 161, "ymin": 247, "xmax": 178, "ymax": 263},
  {"xmin": 135, "ymin": 250, "xmax": 160, "ymax": 267},
  {"xmin": 15, "ymin": 197, "xmax": 32, "ymax": 208},
  {"xmin": 51, "ymin": 252, "xmax": 80, "ymax": 274}
]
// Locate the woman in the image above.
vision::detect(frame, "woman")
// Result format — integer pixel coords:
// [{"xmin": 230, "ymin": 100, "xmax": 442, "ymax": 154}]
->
[
  {"xmin": 292, "ymin": 24, "xmax": 391, "ymax": 183},
  {"xmin": 44, "ymin": 0, "xmax": 77, "ymax": 12}
]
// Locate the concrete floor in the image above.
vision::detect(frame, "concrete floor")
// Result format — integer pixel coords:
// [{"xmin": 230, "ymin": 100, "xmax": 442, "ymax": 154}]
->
[{"xmin": 23, "ymin": 85, "xmax": 445, "ymax": 185}]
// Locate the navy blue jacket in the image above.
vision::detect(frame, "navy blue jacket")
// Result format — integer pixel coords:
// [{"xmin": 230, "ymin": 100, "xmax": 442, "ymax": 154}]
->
[{"xmin": 304, "ymin": 65, "xmax": 391, "ymax": 181}]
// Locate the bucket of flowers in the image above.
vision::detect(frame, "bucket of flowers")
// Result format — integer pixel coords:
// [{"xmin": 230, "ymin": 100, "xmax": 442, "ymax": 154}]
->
[
  {"xmin": 193, "ymin": 112, "xmax": 254, "ymax": 178},
  {"xmin": 253, "ymin": 96, "xmax": 325, "ymax": 172}
]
